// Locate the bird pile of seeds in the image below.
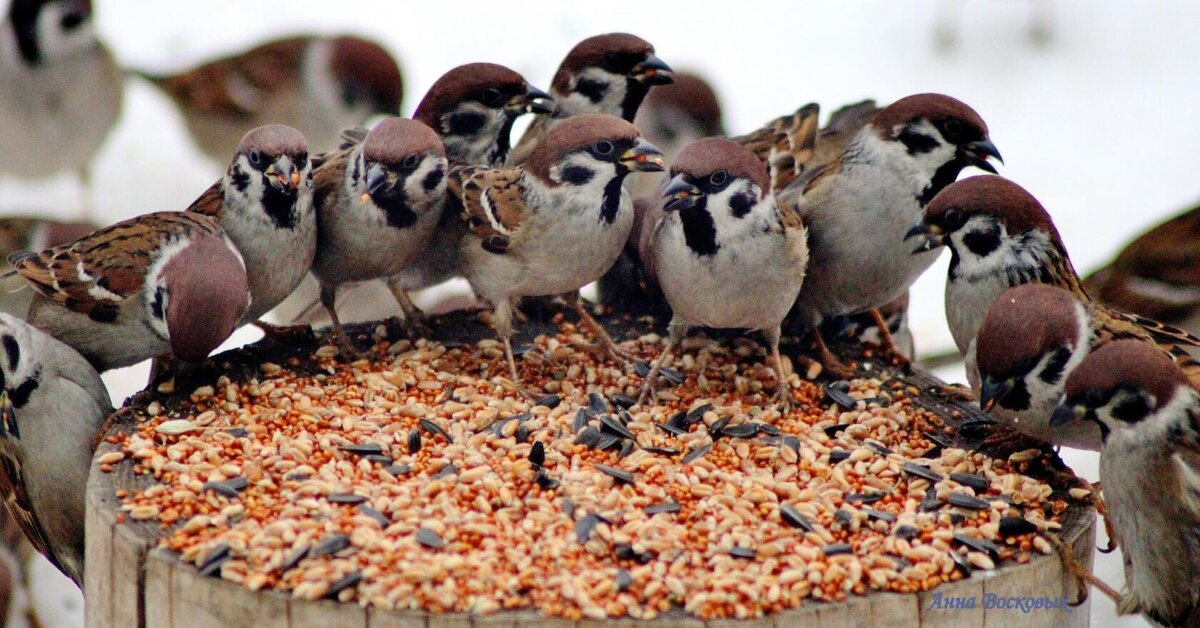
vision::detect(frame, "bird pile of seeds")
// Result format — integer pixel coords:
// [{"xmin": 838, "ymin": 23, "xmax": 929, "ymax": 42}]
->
[{"xmin": 100, "ymin": 320, "xmax": 1071, "ymax": 621}]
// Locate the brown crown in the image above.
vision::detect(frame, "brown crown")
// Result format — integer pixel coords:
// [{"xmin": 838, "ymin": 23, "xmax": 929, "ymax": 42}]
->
[
  {"xmin": 643, "ymin": 72, "xmax": 724, "ymax": 135},
  {"xmin": 672, "ymin": 137, "xmax": 769, "ymax": 194},
  {"xmin": 1065, "ymin": 339, "xmax": 1194, "ymax": 406},
  {"xmin": 552, "ymin": 33, "xmax": 655, "ymax": 93},
  {"xmin": 413, "ymin": 62, "xmax": 529, "ymax": 128},
  {"xmin": 925, "ymin": 176, "xmax": 1067, "ymax": 251},
  {"xmin": 330, "ymin": 37, "xmax": 404, "ymax": 114},
  {"xmin": 236, "ymin": 125, "xmax": 308, "ymax": 160},
  {"xmin": 872, "ymin": 93, "xmax": 988, "ymax": 140},
  {"xmin": 524, "ymin": 114, "xmax": 641, "ymax": 182},
  {"xmin": 362, "ymin": 118, "xmax": 444, "ymax": 163},
  {"xmin": 975, "ymin": 283, "xmax": 1083, "ymax": 378}
]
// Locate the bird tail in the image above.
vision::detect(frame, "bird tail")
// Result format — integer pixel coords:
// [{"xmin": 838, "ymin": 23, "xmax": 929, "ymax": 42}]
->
[{"xmin": 731, "ymin": 103, "xmax": 820, "ymax": 192}]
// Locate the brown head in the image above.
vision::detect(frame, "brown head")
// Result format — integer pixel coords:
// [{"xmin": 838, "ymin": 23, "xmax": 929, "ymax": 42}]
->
[
  {"xmin": 414, "ymin": 63, "xmax": 551, "ymax": 129},
  {"xmin": 524, "ymin": 113, "xmax": 664, "ymax": 185},
  {"xmin": 359, "ymin": 118, "xmax": 447, "ymax": 225},
  {"xmin": 329, "ymin": 37, "xmax": 404, "ymax": 115},
  {"xmin": 916, "ymin": 176, "xmax": 1068, "ymax": 252},
  {"xmin": 362, "ymin": 117, "xmax": 445, "ymax": 163},
  {"xmin": 551, "ymin": 33, "xmax": 673, "ymax": 121},
  {"xmin": 233, "ymin": 125, "xmax": 309, "ymax": 196},
  {"xmin": 640, "ymin": 72, "xmax": 724, "ymax": 136},
  {"xmin": 159, "ymin": 234, "xmax": 249, "ymax": 364},
  {"xmin": 660, "ymin": 137, "xmax": 770, "ymax": 217}
]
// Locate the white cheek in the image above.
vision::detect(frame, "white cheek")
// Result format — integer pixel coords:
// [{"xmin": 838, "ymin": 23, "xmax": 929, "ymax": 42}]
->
[
  {"xmin": 560, "ymin": 68, "xmax": 626, "ymax": 114},
  {"xmin": 549, "ymin": 154, "xmax": 617, "ymax": 190},
  {"xmin": 403, "ymin": 157, "xmax": 448, "ymax": 205},
  {"xmin": 706, "ymin": 181, "xmax": 768, "ymax": 238}
]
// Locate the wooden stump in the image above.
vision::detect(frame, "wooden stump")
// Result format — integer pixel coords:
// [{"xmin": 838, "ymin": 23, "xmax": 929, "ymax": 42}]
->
[{"xmin": 84, "ymin": 311, "xmax": 1096, "ymax": 628}]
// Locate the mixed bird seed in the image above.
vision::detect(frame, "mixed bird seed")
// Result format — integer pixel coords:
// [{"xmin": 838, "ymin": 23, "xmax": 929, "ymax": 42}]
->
[{"xmin": 102, "ymin": 321, "xmax": 1070, "ymax": 621}]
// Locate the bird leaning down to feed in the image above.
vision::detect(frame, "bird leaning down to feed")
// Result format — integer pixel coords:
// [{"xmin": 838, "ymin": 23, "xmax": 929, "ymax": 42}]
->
[
  {"xmin": 510, "ymin": 32, "xmax": 673, "ymax": 165},
  {"xmin": 0, "ymin": 312, "xmax": 111, "ymax": 587},
  {"xmin": 308, "ymin": 117, "xmax": 448, "ymax": 355},
  {"xmin": 7, "ymin": 211, "xmax": 249, "ymax": 380},
  {"xmin": 1052, "ymin": 340, "xmax": 1200, "ymax": 628},
  {"xmin": 635, "ymin": 137, "xmax": 808, "ymax": 410},
  {"xmin": 453, "ymin": 114, "xmax": 664, "ymax": 389},
  {"xmin": 185, "ymin": 124, "xmax": 316, "ymax": 334},
  {"xmin": 777, "ymin": 93, "xmax": 1001, "ymax": 377},
  {"xmin": 138, "ymin": 34, "xmax": 403, "ymax": 161}
]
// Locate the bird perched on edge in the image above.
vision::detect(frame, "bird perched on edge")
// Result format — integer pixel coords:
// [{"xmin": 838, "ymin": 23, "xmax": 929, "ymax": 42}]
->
[
  {"xmin": 635, "ymin": 138, "xmax": 808, "ymax": 409},
  {"xmin": 0, "ymin": 313, "xmax": 111, "ymax": 586},
  {"xmin": 308, "ymin": 117, "xmax": 448, "ymax": 354},
  {"xmin": 452, "ymin": 114, "xmax": 664, "ymax": 385},
  {"xmin": 510, "ymin": 32, "xmax": 673, "ymax": 165},
  {"xmin": 185, "ymin": 125, "xmax": 316, "ymax": 330},
  {"xmin": 778, "ymin": 93, "xmax": 1001, "ymax": 375},
  {"xmin": 0, "ymin": 0, "xmax": 123, "ymax": 214},
  {"xmin": 138, "ymin": 35, "xmax": 403, "ymax": 160},
  {"xmin": 1051, "ymin": 339, "xmax": 1200, "ymax": 627},
  {"xmin": 7, "ymin": 211, "xmax": 249, "ymax": 375}
]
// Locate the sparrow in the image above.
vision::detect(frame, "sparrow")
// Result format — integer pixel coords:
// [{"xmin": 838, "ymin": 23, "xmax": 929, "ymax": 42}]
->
[
  {"xmin": 635, "ymin": 138, "xmax": 808, "ymax": 409},
  {"xmin": 453, "ymin": 114, "xmax": 664, "ymax": 383},
  {"xmin": 8, "ymin": 211, "xmax": 250, "ymax": 373},
  {"xmin": 779, "ymin": 93, "xmax": 1001, "ymax": 374},
  {"xmin": 1085, "ymin": 201, "xmax": 1200, "ymax": 336},
  {"xmin": 185, "ymin": 124, "xmax": 316, "ymax": 328},
  {"xmin": 138, "ymin": 35, "xmax": 403, "ymax": 160},
  {"xmin": 1051, "ymin": 339, "xmax": 1200, "ymax": 627},
  {"xmin": 630, "ymin": 71, "xmax": 725, "ymax": 200},
  {"xmin": 0, "ymin": 216, "xmax": 98, "ymax": 319},
  {"xmin": 510, "ymin": 33, "xmax": 673, "ymax": 164},
  {"xmin": 308, "ymin": 117, "xmax": 447, "ymax": 353},
  {"xmin": 0, "ymin": 312, "xmax": 112, "ymax": 586},
  {"xmin": 0, "ymin": 0, "xmax": 123, "ymax": 212}
]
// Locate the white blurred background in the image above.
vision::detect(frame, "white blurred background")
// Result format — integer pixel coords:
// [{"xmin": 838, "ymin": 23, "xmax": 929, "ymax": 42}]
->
[{"xmin": 4, "ymin": 0, "xmax": 1198, "ymax": 626}]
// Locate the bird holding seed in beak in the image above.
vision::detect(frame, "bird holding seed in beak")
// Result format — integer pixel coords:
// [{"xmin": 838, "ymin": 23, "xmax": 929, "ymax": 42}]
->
[{"xmin": 1051, "ymin": 339, "xmax": 1200, "ymax": 628}]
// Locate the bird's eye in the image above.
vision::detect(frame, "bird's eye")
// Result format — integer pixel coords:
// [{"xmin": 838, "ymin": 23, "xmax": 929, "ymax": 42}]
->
[
  {"xmin": 248, "ymin": 150, "xmax": 262, "ymax": 166},
  {"xmin": 942, "ymin": 119, "xmax": 964, "ymax": 139},
  {"xmin": 942, "ymin": 207, "xmax": 964, "ymax": 228},
  {"xmin": 481, "ymin": 88, "xmax": 502, "ymax": 105},
  {"xmin": 593, "ymin": 140, "xmax": 614, "ymax": 156},
  {"xmin": 602, "ymin": 52, "xmax": 621, "ymax": 71},
  {"xmin": 403, "ymin": 154, "xmax": 420, "ymax": 169},
  {"xmin": 709, "ymin": 170, "xmax": 728, "ymax": 187}
]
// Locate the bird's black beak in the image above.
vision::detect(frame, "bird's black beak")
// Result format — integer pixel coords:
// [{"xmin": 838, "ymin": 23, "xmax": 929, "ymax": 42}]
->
[
  {"xmin": 959, "ymin": 138, "xmax": 1003, "ymax": 174},
  {"xmin": 265, "ymin": 158, "xmax": 299, "ymax": 193},
  {"xmin": 510, "ymin": 84, "xmax": 554, "ymax": 115},
  {"xmin": 631, "ymin": 53, "xmax": 674, "ymax": 85},
  {"xmin": 1049, "ymin": 403, "xmax": 1083, "ymax": 428},
  {"xmin": 365, "ymin": 163, "xmax": 389, "ymax": 196},
  {"xmin": 904, "ymin": 222, "xmax": 946, "ymax": 254},
  {"xmin": 620, "ymin": 138, "xmax": 665, "ymax": 172},
  {"xmin": 0, "ymin": 391, "xmax": 16, "ymax": 439},
  {"xmin": 979, "ymin": 377, "xmax": 1013, "ymax": 412},
  {"xmin": 662, "ymin": 174, "xmax": 701, "ymax": 211}
]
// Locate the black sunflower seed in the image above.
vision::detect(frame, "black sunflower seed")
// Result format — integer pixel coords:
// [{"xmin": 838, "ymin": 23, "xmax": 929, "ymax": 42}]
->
[
  {"xmin": 834, "ymin": 509, "xmax": 854, "ymax": 526},
  {"xmin": 947, "ymin": 493, "xmax": 990, "ymax": 511},
  {"xmin": 921, "ymin": 492, "xmax": 943, "ymax": 512},
  {"xmin": 685, "ymin": 404, "xmax": 712, "ymax": 425},
  {"xmin": 657, "ymin": 421, "xmax": 686, "ymax": 437},
  {"xmin": 599, "ymin": 414, "xmax": 635, "ymax": 440},
  {"xmin": 224, "ymin": 477, "xmax": 248, "ymax": 490},
  {"xmin": 824, "ymin": 423, "xmax": 849, "ymax": 438},
  {"xmin": 901, "ymin": 462, "xmax": 944, "ymax": 483},
  {"xmin": 950, "ymin": 473, "xmax": 990, "ymax": 494},
  {"xmin": 954, "ymin": 533, "xmax": 1001, "ymax": 558},
  {"xmin": 682, "ymin": 443, "xmax": 711, "ymax": 464},
  {"xmin": 326, "ymin": 571, "xmax": 362, "ymax": 598},
  {"xmin": 998, "ymin": 517, "xmax": 1038, "ymax": 537},
  {"xmin": 730, "ymin": 546, "xmax": 756, "ymax": 559},
  {"xmin": 339, "ymin": 443, "xmax": 384, "ymax": 456},
  {"xmin": 198, "ymin": 543, "xmax": 231, "ymax": 577},
  {"xmin": 575, "ymin": 514, "xmax": 600, "ymax": 543},
  {"xmin": 224, "ymin": 427, "xmax": 250, "ymax": 438},
  {"xmin": 311, "ymin": 534, "xmax": 351, "ymax": 558},
  {"xmin": 595, "ymin": 463, "xmax": 634, "ymax": 484},
  {"xmin": 328, "ymin": 493, "xmax": 367, "ymax": 505},
  {"xmin": 645, "ymin": 502, "xmax": 682, "ymax": 515},
  {"xmin": 616, "ymin": 569, "xmax": 633, "ymax": 591},
  {"xmin": 431, "ymin": 464, "xmax": 458, "ymax": 480},
  {"xmin": 359, "ymin": 505, "xmax": 389, "ymax": 527},
  {"xmin": 949, "ymin": 550, "xmax": 972, "ymax": 574},
  {"xmin": 594, "ymin": 433, "xmax": 622, "ymax": 451},
  {"xmin": 722, "ymin": 423, "xmax": 759, "ymax": 439},
  {"xmin": 824, "ymin": 385, "xmax": 857, "ymax": 410},
  {"xmin": 535, "ymin": 394, "xmax": 561, "ymax": 409},
  {"xmin": 407, "ymin": 428, "xmax": 422, "ymax": 454},
  {"xmin": 781, "ymin": 435, "xmax": 800, "ymax": 451},
  {"xmin": 757, "ymin": 423, "xmax": 781, "ymax": 437},
  {"xmin": 829, "ymin": 449, "xmax": 851, "ymax": 463},
  {"xmin": 642, "ymin": 446, "xmax": 679, "ymax": 456},
  {"xmin": 666, "ymin": 410, "xmax": 687, "ymax": 429},
  {"xmin": 614, "ymin": 544, "xmax": 653, "ymax": 563},
  {"xmin": 416, "ymin": 528, "xmax": 443, "ymax": 550},
  {"xmin": 529, "ymin": 441, "xmax": 545, "ymax": 467},
  {"xmin": 925, "ymin": 432, "xmax": 951, "ymax": 448},
  {"xmin": 280, "ymin": 546, "xmax": 308, "ymax": 571},
  {"xmin": 829, "ymin": 380, "xmax": 851, "ymax": 391},
  {"xmin": 660, "ymin": 367, "xmax": 684, "ymax": 386},
  {"xmin": 618, "ymin": 440, "xmax": 636, "ymax": 459},
  {"xmin": 846, "ymin": 492, "xmax": 885, "ymax": 504},
  {"xmin": 949, "ymin": 513, "xmax": 966, "ymax": 525},
  {"xmin": 893, "ymin": 525, "xmax": 920, "ymax": 540},
  {"xmin": 823, "ymin": 543, "xmax": 852, "ymax": 556},
  {"xmin": 958, "ymin": 418, "xmax": 997, "ymax": 439},
  {"xmin": 780, "ymin": 503, "xmax": 814, "ymax": 532},
  {"xmin": 365, "ymin": 454, "xmax": 392, "ymax": 465},
  {"xmin": 864, "ymin": 509, "xmax": 896, "ymax": 523},
  {"xmin": 709, "ymin": 416, "xmax": 731, "ymax": 437},
  {"xmin": 611, "ymin": 394, "xmax": 637, "ymax": 409},
  {"xmin": 535, "ymin": 468, "xmax": 559, "ymax": 490},
  {"xmin": 866, "ymin": 441, "xmax": 894, "ymax": 455},
  {"xmin": 516, "ymin": 424, "xmax": 530, "ymax": 443},
  {"xmin": 588, "ymin": 393, "xmax": 608, "ymax": 415},
  {"xmin": 284, "ymin": 472, "xmax": 310, "ymax": 482},
  {"xmin": 385, "ymin": 463, "xmax": 411, "ymax": 476},
  {"xmin": 489, "ymin": 417, "xmax": 514, "ymax": 438},
  {"xmin": 419, "ymin": 418, "xmax": 451, "ymax": 442},
  {"xmin": 574, "ymin": 426, "xmax": 601, "ymax": 447},
  {"xmin": 562, "ymin": 499, "xmax": 575, "ymax": 518},
  {"xmin": 634, "ymin": 361, "xmax": 651, "ymax": 377},
  {"xmin": 572, "ymin": 409, "xmax": 590, "ymax": 433}
]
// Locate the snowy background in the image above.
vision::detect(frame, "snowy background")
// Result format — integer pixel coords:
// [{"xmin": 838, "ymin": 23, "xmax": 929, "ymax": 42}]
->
[{"xmin": 4, "ymin": 0, "xmax": 1199, "ymax": 626}]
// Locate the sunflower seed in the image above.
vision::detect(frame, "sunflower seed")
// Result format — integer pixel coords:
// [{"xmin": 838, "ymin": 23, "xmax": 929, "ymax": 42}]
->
[
  {"xmin": 575, "ymin": 514, "xmax": 600, "ymax": 543},
  {"xmin": 595, "ymin": 464, "xmax": 634, "ymax": 484},
  {"xmin": 515, "ymin": 424, "xmax": 530, "ymax": 443},
  {"xmin": 598, "ymin": 414, "xmax": 635, "ymax": 440},
  {"xmin": 834, "ymin": 509, "xmax": 853, "ymax": 526},
  {"xmin": 611, "ymin": 394, "xmax": 636, "ymax": 409},
  {"xmin": 572, "ymin": 409, "xmax": 590, "ymax": 433},
  {"xmin": 657, "ymin": 421, "xmax": 686, "ymax": 437},
  {"xmin": 682, "ymin": 443, "xmax": 711, "ymax": 464},
  {"xmin": 824, "ymin": 385, "xmax": 857, "ymax": 410},
  {"xmin": 326, "ymin": 571, "xmax": 362, "ymax": 598},
  {"xmin": 660, "ymin": 367, "xmax": 684, "ymax": 385},
  {"xmin": 328, "ymin": 493, "xmax": 367, "ymax": 505},
  {"xmin": 780, "ymin": 503, "xmax": 814, "ymax": 532},
  {"xmin": 529, "ymin": 441, "xmax": 545, "ymax": 467},
  {"xmin": 829, "ymin": 449, "xmax": 851, "ymax": 463},
  {"xmin": 535, "ymin": 468, "xmax": 559, "ymax": 490},
  {"xmin": 616, "ymin": 569, "xmax": 633, "ymax": 591},
  {"xmin": 224, "ymin": 427, "xmax": 250, "ymax": 438},
  {"xmin": 685, "ymin": 404, "xmax": 712, "ymax": 425},
  {"xmin": 419, "ymin": 418, "xmax": 451, "ymax": 442},
  {"xmin": 587, "ymin": 393, "xmax": 608, "ymax": 415},
  {"xmin": 574, "ymin": 426, "xmax": 600, "ymax": 447},
  {"xmin": 615, "ymin": 544, "xmax": 653, "ymax": 563},
  {"xmin": 431, "ymin": 464, "xmax": 458, "ymax": 480},
  {"xmin": 949, "ymin": 550, "xmax": 972, "ymax": 574},
  {"xmin": 645, "ymin": 502, "xmax": 681, "ymax": 515},
  {"xmin": 407, "ymin": 428, "xmax": 421, "ymax": 454},
  {"xmin": 902, "ymin": 462, "xmax": 944, "ymax": 483},
  {"xmin": 594, "ymin": 433, "xmax": 622, "ymax": 451},
  {"xmin": 823, "ymin": 543, "xmax": 852, "ymax": 556},
  {"xmin": 634, "ymin": 361, "xmax": 651, "ymax": 377},
  {"xmin": 824, "ymin": 423, "xmax": 849, "ymax": 437},
  {"xmin": 666, "ymin": 410, "xmax": 687, "ymax": 429},
  {"xmin": 641, "ymin": 446, "xmax": 679, "ymax": 456},
  {"xmin": 846, "ymin": 492, "xmax": 885, "ymax": 504},
  {"xmin": 947, "ymin": 493, "xmax": 990, "ymax": 511},
  {"xmin": 416, "ymin": 528, "xmax": 443, "ymax": 550},
  {"xmin": 284, "ymin": 472, "xmax": 310, "ymax": 482},
  {"xmin": 864, "ymin": 509, "xmax": 896, "ymax": 523},
  {"xmin": 730, "ymin": 546, "xmax": 756, "ymax": 559},
  {"xmin": 202, "ymin": 481, "xmax": 240, "ymax": 499},
  {"xmin": 311, "ymin": 534, "xmax": 350, "ymax": 558},
  {"xmin": 359, "ymin": 505, "xmax": 389, "ymax": 527},
  {"xmin": 562, "ymin": 499, "xmax": 575, "ymax": 518},
  {"xmin": 950, "ymin": 473, "xmax": 990, "ymax": 494},
  {"xmin": 385, "ymin": 463, "xmax": 410, "ymax": 476},
  {"xmin": 781, "ymin": 435, "xmax": 800, "ymax": 451},
  {"xmin": 536, "ymin": 394, "xmax": 561, "ymax": 409},
  {"xmin": 364, "ymin": 454, "xmax": 392, "ymax": 465},
  {"xmin": 954, "ymin": 533, "xmax": 1001, "ymax": 558},
  {"xmin": 998, "ymin": 516, "xmax": 1038, "ymax": 537},
  {"xmin": 757, "ymin": 423, "xmax": 781, "ymax": 436},
  {"xmin": 198, "ymin": 543, "xmax": 231, "ymax": 577},
  {"xmin": 866, "ymin": 440, "xmax": 894, "ymax": 455},
  {"xmin": 721, "ymin": 423, "xmax": 759, "ymax": 439},
  {"xmin": 339, "ymin": 443, "xmax": 384, "ymax": 456},
  {"xmin": 920, "ymin": 492, "xmax": 943, "ymax": 512},
  {"xmin": 958, "ymin": 418, "xmax": 996, "ymax": 439},
  {"xmin": 893, "ymin": 525, "xmax": 920, "ymax": 540},
  {"xmin": 618, "ymin": 440, "xmax": 636, "ymax": 459},
  {"xmin": 280, "ymin": 546, "xmax": 308, "ymax": 571}
]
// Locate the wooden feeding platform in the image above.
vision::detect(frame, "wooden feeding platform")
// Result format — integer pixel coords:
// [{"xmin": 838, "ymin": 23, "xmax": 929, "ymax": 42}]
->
[{"xmin": 84, "ymin": 309, "xmax": 1095, "ymax": 628}]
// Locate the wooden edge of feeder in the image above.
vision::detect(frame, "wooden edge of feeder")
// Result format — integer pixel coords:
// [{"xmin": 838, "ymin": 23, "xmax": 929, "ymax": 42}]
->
[{"xmin": 83, "ymin": 310, "xmax": 1097, "ymax": 628}]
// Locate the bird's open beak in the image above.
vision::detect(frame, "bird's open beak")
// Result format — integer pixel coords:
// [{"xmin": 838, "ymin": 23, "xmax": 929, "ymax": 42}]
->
[
  {"xmin": 904, "ymin": 223, "xmax": 946, "ymax": 254},
  {"xmin": 509, "ymin": 84, "xmax": 554, "ymax": 115},
  {"xmin": 0, "ymin": 391, "xmax": 16, "ymax": 439},
  {"xmin": 959, "ymin": 138, "xmax": 1003, "ymax": 174},
  {"xmin": 365, "ymin": 164, "xmax": 389, "ymax": 197},
  {"xmin": 1049, "ymin": 403, "xmax": 1084, "ymax": 428},
  {"xmin": 265, "ymin": 159, "xmax": 299, "ymax": 193},
  {"xmin": 979, "ymin": 377, "xmax": 1013, "ymax": 412},
  {"xmin": 620, "ymin": 138, "xmax": 665, "ymax": 172},
  {"xmin": 630, "ymin": 54, "xmax": 674, "ymax": 85},
  {"xmin": 662, "ymin": 174, "xmax": 701, "ymax": 211}
]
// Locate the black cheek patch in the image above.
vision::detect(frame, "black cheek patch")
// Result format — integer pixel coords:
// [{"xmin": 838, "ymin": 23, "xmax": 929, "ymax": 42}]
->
[
  {"xmin": 962, "ymin": 224, "xmax": 1001, "ymax": 258},
  {"xmin": 1112, "ymin": 396, "xmax": 1150, "ymax": 424},
  {"xmin": 575, "ymin": 77, "xmax": 608, "ymax": 103},
  {"xmin": 998, "ymin": 380, "xmax": 1031, "ymax": 412},
  {"xmin": 150, "ymin": 288, "xmax": 166, "ymax": 321},
  {"xmin": 1, "ymin": 336, "xmax": 18, "ymax": 373},
  {"xmin": 599, "ymin": 175, "xmax": 624, "ymax": 224},
  {"xmin": 561, "ymin": 165, "xmax": 594, "ymax": 186},
  {"xmin": 897, "ymin": 127, "xmax": 940, "ymax": 155},
  {"xmin": 371, "ymin": 186, "xmax": 418, "ymax": 229},
  {"xmin": 729, "ymin": 193, "xmax": 754, "ymax": 219},
  {"xmin": 231, "ymin": 165, "xmax": 251, "ymax": 193},
  {"xmin": 9, "ymin": 375, "xmax": 39, "ymax": 410},
  {"xmin": 680, "ymin": 203, "xmax": 720, "ymax": 257},
  {"xmin": 447, "ymin": 112, "xmax": 487, "ymax": 136},
  {"xmin": 262, "ymin": 186, "xmax": 299, "ymax": 229},
  {"xmin": 1038, "ymin": 347, "xmax": 1072, "ymax": 385},
  {"xmin": 422, "ymin": 167, "xmax": 444, "ymax": 192}
]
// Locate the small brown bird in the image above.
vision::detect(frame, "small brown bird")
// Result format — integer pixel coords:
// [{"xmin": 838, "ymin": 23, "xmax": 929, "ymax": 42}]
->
[
  {"xmin": 9, "ymin": 211, "xmax": 249, "ymax": 373},
  {"xmin": 140, "ymin": 35, "xmax": 403, "ymax": 159},
  {"xmin": 0, "ymin": 216, "xmax": 98, "ymax": 319}
]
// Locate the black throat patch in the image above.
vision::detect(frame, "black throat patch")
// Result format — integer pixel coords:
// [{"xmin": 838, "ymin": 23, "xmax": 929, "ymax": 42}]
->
[
  {"xmin": 598, "ymin": 173, "xmax": 626, "ymax": 224},
  {"xmin": 261, "ymin": 182, "xmax": 299, "ymax": 229},
  {"xmin": 679, "ymin": 201, "xmax": 720, "ymax": 257},
  {"xmin": 10, "ymin": 1, "xmax": 43, "ymax": 65},
  {"xmin": 620, "ymin": 80, "xmax": 650, "ymax": 122},
  {"xmin": 370, "ymin": 184, "xmax": 419, "ymax": 230}
]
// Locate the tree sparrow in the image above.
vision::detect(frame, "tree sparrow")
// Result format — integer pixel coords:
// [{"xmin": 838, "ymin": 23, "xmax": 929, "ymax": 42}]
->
[
  {"xmin": 454, "ymin": 114, "xmax": 664, "ymax": 383},
  {"xmin": 1051, "ymin": 339, "xmax": 1200, "ymax": 627},
  {"xmin": 185, "ymin": 125, "xmax": 316, "ymax": 328},
  {"xmin": 0, "ymin": 216, "xmax": 97, "ymax": 319},
  {"xmin": 8, "ymin": 211, "xmax": 249, "ymax": 373},
  {"xmin": 308, "ymin": 118, "xmax": 447, "ymax": 353},
  {"xmin": 0, "ymin": 312, "xmax": 112, "ymax": 586},
  {"xmin": 510, "ymin": 33, "xmax": 673, "ymax": 164},
  {"xmin": 635, "ymin": 138, "xmax": 808, "ymax": 409},
  {"xmin": 779, "ymin": 93, "xmax": 1001, "ymax": 373},
  {"xmin": 0, "ymin": 0, "xmax": 122, "ymax": 210},
  {"xmin": 139, "ymin": 35, "xmax": 402, "ymax": 159}
]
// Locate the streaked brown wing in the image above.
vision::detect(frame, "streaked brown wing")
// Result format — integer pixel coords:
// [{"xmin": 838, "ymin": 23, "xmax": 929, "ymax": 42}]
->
[
  {"xmin": 0, "ymin": 446, "xmax": 73, "ymax": 582},
  {"xmin": 730, "ymin": 103, "xmax": 820, "ymax": 192},
  {"xmin": 449, "ymin": 165, "xmax": 528, "ymax": 254}
]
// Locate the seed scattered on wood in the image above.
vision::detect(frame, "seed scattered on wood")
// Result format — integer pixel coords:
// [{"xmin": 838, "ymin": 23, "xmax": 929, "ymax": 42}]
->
[
  {"xmin": 947, "ymin": 493, "xmax": 991, "ymax": 511},
  {"xmin": 280, "ymin": 546, "xmax": 308, "ymax": 571},
  {"xmin": 416, "ymin": 528, "xmax": 444, "ymax": 550},
  {"xmin": 197, "ymin": 543, "xmax": 231, "ymax": 577},
  {"xmin": 954, "ymin": 533, "xmax": 1001, "ymax": 558},
  {"xmin": 998, "ymin": 517, "xmax": 1038, "ymax": 537},
  {"xmin": 949, "ymin": 550, "xmax": 972, "ymax": 575},
  {"xmin": 326, "ymin": 571, "xmax": 362, "ymax": 598},
  {"xmin": 730, "ymin": 546, "xmax": 756, "ymax": 559},
  {"xmin": 682, "ymin": 443, "xmax": 711, "ymax": 464},
  {"xmin": 339, "ymin": 443, "xmax": 384, "ymax": 456},
  {"xmin": 595, "ymin": 463, "xmax": 634, "ymax": 484},
  {"xmin": 311, "ymin": 534, "xmax": 351, "ymax": 558},
  {"xmin": 950, "ymin": 472, "xmax": 990, "ymax": 493}
]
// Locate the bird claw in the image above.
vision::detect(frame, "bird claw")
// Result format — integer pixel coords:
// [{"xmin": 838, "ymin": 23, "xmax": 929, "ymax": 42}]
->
[{"xmin": 253, "ymin": 320, "xmax": 315, "ymax": 339}]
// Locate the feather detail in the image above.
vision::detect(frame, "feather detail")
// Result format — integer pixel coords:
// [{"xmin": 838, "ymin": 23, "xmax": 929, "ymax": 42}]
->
[
  {"xmin": 730, "ymin": 103, "xmax": 820, "ymax": 192},
  {"xmin": 449, "ymin": 165, "xmax": 528, "ymax": 254}
]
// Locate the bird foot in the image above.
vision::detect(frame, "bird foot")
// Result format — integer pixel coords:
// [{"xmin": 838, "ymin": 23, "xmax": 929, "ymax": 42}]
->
[
  {"xmin": 971, "ymin": 423, "xmax": 1051, "ymax": 459},
  {"xmin": 1046, "ymin": 533, "xmax": 1122, "ymax": 606},
  {"xmin": 771, "ymin": 383, "xmax": 794, "ymax": 414},
  {"xmin": 326, "ymin": 326, "xmax": 364, "ymax": 361},
  {"xmin": 253, "ymin": 320, "xmax": 315, "ymax": 339},
  {"xmin": 1088, "ymin": 482, "xmax": 1119, "ymax": 553},
  {"xmin": 933, "ymin": 383, "xmax": 976, "ymax": 403}
]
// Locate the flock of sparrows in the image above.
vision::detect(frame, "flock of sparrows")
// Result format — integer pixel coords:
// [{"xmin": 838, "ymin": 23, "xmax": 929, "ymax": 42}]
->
[{"xmin": 1, "ymin": 0, "xmax": 1199, "ymax": 625}]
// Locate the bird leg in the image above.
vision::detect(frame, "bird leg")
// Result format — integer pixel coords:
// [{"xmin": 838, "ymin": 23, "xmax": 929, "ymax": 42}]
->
[
  {"xmin": 868, "ymin": 307, "xmax": 911, "ymax": 368},
  {"xmin": 1046, "ymin": 533, "xmax": 1122, "ymax": 606},
  {"xmin": 319, "ymin": 285, "xmax": 362, "ymax": 359},
  {"xmin": 636, "ymin": 336, "xmax": 680, "ymax": 409},
  {"xmin": 795, "ymin": 325, "xmax": 854, "ymax": 380},
  {"xmin": 765, "ymin": 327, "xmax": 793, "ymax": 413},
  {"xmin": 386, "ymin": 279, "xmax": 431, "ymax": 338},
  {"xmin": 570, "ymin": 292, "xmax": 636, "ymax": 366},
  {"xmin": 252, "ymin": 320, "xmax": 315, "ymax": 339},
  {"xmin": 1089, "ymin": 481, "xmax": 1118, "ymax": 553}
]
